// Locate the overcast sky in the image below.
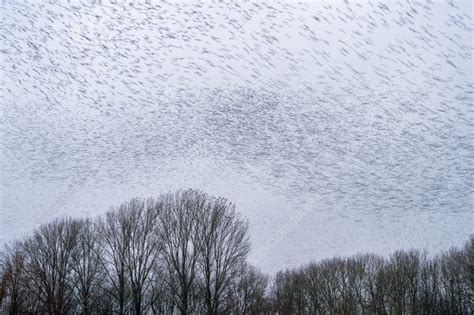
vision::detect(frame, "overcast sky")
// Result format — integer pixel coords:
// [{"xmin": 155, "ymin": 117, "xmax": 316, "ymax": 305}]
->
[{"xmin": 1, "ymin": 0, "xmax": 472, "ymax": 272}]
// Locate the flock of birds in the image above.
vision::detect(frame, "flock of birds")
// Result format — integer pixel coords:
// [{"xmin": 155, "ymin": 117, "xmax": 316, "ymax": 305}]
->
[{"xmin": 1, "ymin": 0, "xmax": 472, "ymax": 270}]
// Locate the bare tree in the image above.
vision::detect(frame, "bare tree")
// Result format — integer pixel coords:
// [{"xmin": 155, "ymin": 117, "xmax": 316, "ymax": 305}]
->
[
  {"xmin": 0, "ymin": 242, "xmax": 28, "ymax": 314},
  {"xmin": 21, "ymin": 218, "xmax": 81, "ymax": 314},
  {"xmin": 419, "ymin": 254, "xmax": 441, "ymax": 313},
  {"xmin": 149, "ymin": 263, "xmax": 175, "ymax": 314},
  {"xmin": 70, "ymin": 218, "xmax": 106, "ymax": 315},
  {"xmin": 157, "ymin": 190, "xmax": 206, "ymax": 315},
  {"xmin": 229, "ymin": 263, "xmax": 268, "ymax": 314},
  {"xmin": 345, "ymin": 254, "xmax": 369, "ymax": 313},
  {"xmin": 1, "ymin": 192, "xmax": 473, "ymax": 314},
  {"xmin": 383, "ymin": 250, "xmax": 423, "ymax": 313},
  {"xmin": 271, "ymin": 268, "xmax": 306, "ymax": 315},
  {"xmin": 439, "ymin": 247, "xmax": 472, "ymax": 314},
  {"xmin": 303, "ymin": 262, "xmax": 323, "ymax": 314},
  {"xmin": 198, "ymin": 196, "xmax": 250, "ymax": 315},
  {"xmin": 463, "ymin": 236, "xmax": 474, "ymax": 311},
  {"xmin": 125, "ymin": 198, "xmax": 161, "ymax": 315},
  {"xmin": 97, "ymin": 204, "xmax": 133, "ymax": 314},
  {"xmin": 363, "ymin": 254, "xmax": 389, "ymax": 314}
]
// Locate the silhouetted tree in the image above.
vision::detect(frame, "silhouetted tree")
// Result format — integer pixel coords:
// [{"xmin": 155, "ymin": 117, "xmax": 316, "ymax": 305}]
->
[
  {"xmin": 0, "ymin": 242, "xmax": 28, "ymax": 314},
  {"xmin": 0, "ymin": 191, "xmax": 472, "ymax": 315},
  {"xmin": 439, "ymin": 246, "xmax": 472, "ymax": 314},
  {"xmin": 97, "ymin": 205, "xmax": 133, "ymax": 314},
  {"xmin": 70, "ymin": 218, "xmax": 105, "ymax": 314},
  {"xmin": 125, "ymin": 198, "xmax": 161, "ymax": 315},
  {"xmin": 149, "ymin": 263, "xmax": 175, "ymax": 314},
  {"xmin": 272, "ymin": 268, "xmax": 306, "ymax": 314},
  {"xmin": 198, "ymin": 196, "xmax": 250, "ymax": 315},
  {"xmin": 157, "ymin": 190, "xmax": 206, "ymax": 315},
  {"xmin": 22, "ymin": 218, "xmax": 81, "ymax": 314},
  {"xmin": 229, "ymin": 263, "xmax": 269, "ymax": 314}
]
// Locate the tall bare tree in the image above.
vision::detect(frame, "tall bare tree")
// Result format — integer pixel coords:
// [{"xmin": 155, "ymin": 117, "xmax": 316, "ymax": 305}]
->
[
  {"xmin": 21, "ymin": 218, "xmax": 81, "ymax": 314},
  {"xmin": 344, "ymin": 254, "xmax": 369, "ymax": 313},
  {"xmin": 97, "ymin": 204, "xmax": 133, "ymax": 314},
  {"xmin": 157, "ymin": 190, "xmax": 206, "ymax": 315},
  {"xmin": 198, "ymin": 197, "xmax": 250, "ymax": 315},
  {"xmin": 70, "ymin": 218, "xmax": 105, "ymax": 315},
  {"xmin": 419, "ymin": 254, "xmax": 441, "ymax": 313},
  {"xmin": 125, "ymin": 198, "xmax": 161, "ymax": 315},
  {"xmin": 1, "ymin": 192, "xmax": 472, "ymax": 314},
  {"xmin": 0, "ymin": 242, "xmax": 28, "ymax": 314},
  {"xmin": 464, "ymin": 237, "xmax": 474, "ymax": 310},
  {"xmin": 363, "ymin": 254, "xmax": 390, "ymax": 314},
  {"xmin": 439, "ymin": 247, "xmax": 472, "ymax": 314}
]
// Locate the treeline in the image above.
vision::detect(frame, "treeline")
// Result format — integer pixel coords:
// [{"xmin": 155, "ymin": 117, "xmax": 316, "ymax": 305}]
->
[
  {"xmin": 0, "ymin": 189, "xmax": 472, "ymax": 314},
  {"xmin": 272, "ymin": 244, "xmax": 473, "ymax": 314}
]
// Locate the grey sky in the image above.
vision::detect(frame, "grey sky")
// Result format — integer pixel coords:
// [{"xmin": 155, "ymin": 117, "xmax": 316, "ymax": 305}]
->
[{"xmin": 1, "ymin": 0, "xmax": 473, "ymax": 272}]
